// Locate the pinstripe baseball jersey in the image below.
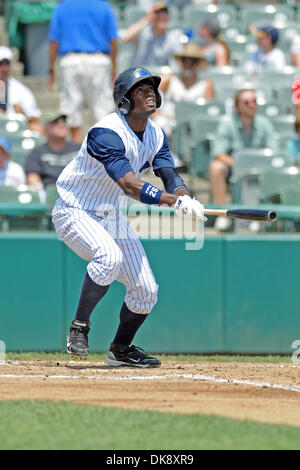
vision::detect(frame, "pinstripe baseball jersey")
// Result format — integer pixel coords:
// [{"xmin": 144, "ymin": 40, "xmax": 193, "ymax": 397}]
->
[{"xmin": 56, "ymin": 112, "xmax": 175, "ymax": 214}]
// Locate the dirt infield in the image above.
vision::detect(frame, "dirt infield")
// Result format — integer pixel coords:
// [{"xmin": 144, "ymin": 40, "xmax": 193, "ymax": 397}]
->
[{"xmin": 0, "ymin": 359, "xmax": 299, "ymax": 427}]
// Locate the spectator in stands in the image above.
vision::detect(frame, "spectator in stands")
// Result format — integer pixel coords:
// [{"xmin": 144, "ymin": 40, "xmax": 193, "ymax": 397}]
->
[
  {"xmin": 153, "ymin": 43, "xmax": 214, "ymax": 137},
  {"xmin": 0, "ymin": 137, "xmax": 26, "ymax": 187},
  {"xmin": 25, "ymin": 113, "xmax": 80, "ymax": 191},
  {"xmin": 0, "ymin": 46, "xmax": 43, "ymax": 133},
  {"xmin": 48, "ymin": 0, "xmax": 118, "ymax": 144},
  {"xmin": 209, "ymin": 88, "xmax": 278, "ymax": 231},
  {"xmin": 121, "ymin": 2, "xmax": 183, "ymax": 68},
  {"xmin": 197, "ymin": 18, "xmax": 230, "ymax": 67},
  {"xmin": 285, "ymin": 119, "xmax": 300, "ymax": 166},
  {"xmin": 245, "ymin": 26, "xmax": 286, "ymax": 76}
]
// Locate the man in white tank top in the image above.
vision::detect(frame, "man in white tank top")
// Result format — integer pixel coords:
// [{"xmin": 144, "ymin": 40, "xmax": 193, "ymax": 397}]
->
[{"xmin": 52, "ymin": 66, "xmax": 206, "ymax": 367}]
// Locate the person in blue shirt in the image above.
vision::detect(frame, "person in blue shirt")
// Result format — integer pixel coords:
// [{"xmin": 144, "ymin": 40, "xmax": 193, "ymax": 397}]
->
[{"xmin": 48, "ymin": 0, "xmax": 118, "ymax": 143}]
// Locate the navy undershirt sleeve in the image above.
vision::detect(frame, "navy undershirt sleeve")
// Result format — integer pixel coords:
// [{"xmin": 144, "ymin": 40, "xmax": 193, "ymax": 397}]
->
[
  {"xmin": 87, "ymin": 127, "xmax": 134, "ymax": 181},
  {"xmin": 152, "ymin": 131, "xmax": 175, "ymax": 172}
]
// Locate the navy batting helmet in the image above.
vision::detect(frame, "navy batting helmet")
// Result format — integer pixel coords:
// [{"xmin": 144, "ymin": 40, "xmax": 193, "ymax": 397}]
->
[{"xmin": 113, "ymin": 66, "xmax": 162, "ymax": 115}]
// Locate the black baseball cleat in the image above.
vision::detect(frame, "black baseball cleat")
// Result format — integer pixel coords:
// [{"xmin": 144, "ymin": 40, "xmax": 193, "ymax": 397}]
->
[
  {"xmin": 67, "ymin": 320, "xmax": 90, "ymax": 357},
  {"xmin": 106, "ymin": 344, "xmax": 161, "ymax": 368}
]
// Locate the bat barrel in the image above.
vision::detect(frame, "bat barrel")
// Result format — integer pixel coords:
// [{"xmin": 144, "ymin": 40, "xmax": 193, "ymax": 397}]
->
[
  {"xmin": 226, "ymin": 209, "xmax": 278, "ymax": 222},
  {"xmin": 267, "ymin": 210, "xmax": 278, "ymax": 222}
]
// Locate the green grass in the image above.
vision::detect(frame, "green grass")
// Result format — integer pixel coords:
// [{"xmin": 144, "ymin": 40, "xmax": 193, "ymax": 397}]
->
[
  {"xmin": 0, "ymin": 401, "xmax": 299, "ymax": 450},
  {"xmin": 5, "ymin": 351, "xmax": 291, "ymax": 363}
]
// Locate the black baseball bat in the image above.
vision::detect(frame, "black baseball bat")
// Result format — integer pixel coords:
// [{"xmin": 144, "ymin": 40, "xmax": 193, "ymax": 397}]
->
[{"xmin": 203, "ymin": 208, "xmax": 278, "ymax": 222}]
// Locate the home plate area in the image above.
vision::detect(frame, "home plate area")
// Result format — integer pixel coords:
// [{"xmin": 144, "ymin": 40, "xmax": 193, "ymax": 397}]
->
[{"xmin": 0, "ymin": 359, "xmax": 299, "ymax": 427}]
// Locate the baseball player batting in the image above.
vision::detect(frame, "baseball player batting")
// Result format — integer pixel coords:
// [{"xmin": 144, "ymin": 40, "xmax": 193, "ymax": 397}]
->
[{"xmin": 52, "ymin": 66, "xmax": 206, "ymax": 367}]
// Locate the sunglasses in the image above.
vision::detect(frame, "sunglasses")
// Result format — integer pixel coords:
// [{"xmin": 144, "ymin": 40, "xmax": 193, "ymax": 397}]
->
[
  {"xmin": 181, "ymin": 57, "xmax": 200, "ymax": 64},
  {"xmin": 240, "ymin": 99, "xmax": 257, "ymax": 105},
  {"xmin": 49, "ymin": 117, "xmax": 66, "ymax": 125}
]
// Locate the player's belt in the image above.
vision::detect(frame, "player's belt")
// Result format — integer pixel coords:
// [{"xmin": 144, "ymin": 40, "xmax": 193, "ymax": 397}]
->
[{"xmin": 67, "ymin": 51, "xmax": 108, "ymax": 55}]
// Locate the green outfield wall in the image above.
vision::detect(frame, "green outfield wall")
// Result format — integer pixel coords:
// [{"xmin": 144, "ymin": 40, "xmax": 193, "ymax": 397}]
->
[{"xmin": 1, "ymin": 233, "xmax": 299, "ymax": 354}]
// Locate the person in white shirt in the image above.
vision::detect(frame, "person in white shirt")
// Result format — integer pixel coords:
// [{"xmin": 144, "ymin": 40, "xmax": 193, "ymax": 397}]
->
[
  {"xmin": 0, "ymin": 46, "xmax": 43, "ymax": 133},
  {"xmin": 245, "ymin": 26, "xmax": 286, "ymax": 77},
  {"xmin": 0, "ymin": 137, "xmax": 26, "ymax": 187}
]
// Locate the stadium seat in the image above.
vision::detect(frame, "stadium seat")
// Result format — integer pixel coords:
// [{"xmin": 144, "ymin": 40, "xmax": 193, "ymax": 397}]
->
[
  {"xmin": 231, "ymin": 148, "xmax": 293, "ymax": 204},
  {"xmin": 172, "ymin": 102, "xmax": 224, "ymax": 167},
  {"xmin": 269, "ymin": 115, "xmax": 295, "ymax": 134},
  {"xmin": 182, "ymin": 4, "xmax": 237, "ymax": 29},
  {"xmin": 275, "ymin": 131, "xmax": 298, "ymax": 151},
  {"xmin": 45, "ymin": 184, "xmax": 59, "ymax": 211},
  {"xmin": 190, "ymin": 114, "xmax": 222, "ymax": 142},
  {"xmin": 232, "ymin": 148, "xmax": 293, "ymax": 182},
  {"xmin": 203, "ymin": 66, "xmax": 252, "ymax": 95},
  {"xmin": 0, "ymin": 186, "xmax": 45, "ymax": 231},
  {"xmin": 257, "ymin": 67, "xmax": 300, "ymax": 96},
  {"xmin": 10, "ymin": 148, "xmax": 30, "ymax": 167},
  {"xmin": 116, "ymin": 41, "xmax": 135, "ymax": 72},
  {"xmin": 44, "ymin": 184, "xmax": 59, "ymax": 230},
  {"xmin": 122, "ymin": 5, "xmax": 146, "ymax": 29},
  {"xmin": 259, "ymin": 166, "xmax": 300, "ymax": 205},
  {"xmin": 240, "ymin": 5, "xmax": 295, "ymax": 34},
  {"xmin": 189, "ymin": 138, "xmax": 213, "ymax": 180},
  {"xmin": 256, "ymin": 102, "xmax": 284, "ymax": 118},
  {"xmin": 174, "ymin": 100, "xmax": 225, "ymax": 124},
  {"xmin": 0, "ymin": 130, "xmax": 43, "ymax": 153},
  {"xmin": 0, "ymin": 115, "xmax": 27, "ymax": 133}
]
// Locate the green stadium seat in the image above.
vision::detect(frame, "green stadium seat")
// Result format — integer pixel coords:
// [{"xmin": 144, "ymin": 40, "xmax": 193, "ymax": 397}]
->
[
  {"xmin": 275, "ymin": 131, "xmax": 298, "ymax": 151},
  {"xmin": 269, "ymin": 115, "xmax": 295, "ymax": 134},
  {"xmin": 231, "ymin": 148, "xmax": 293, "ymax": 203},
  {"xmin": 45, "ymin": 184, "xmax": 59, "ymax": 212},
  {"xmin": 182, "ymin": 4, "xmax": 237, "ymax": 29},
  {"xmin": 0, "ymin": 186, "xmax": 45, "ymax": 231},
  {"xmin": 44, "ymin": 184, "xmax": 59, "ymax": 230},
  {"xmin": 116, "ymin": 41, "xmax": 135, "ymax": 72},
  {"xmin": 0, "ymin": 115, "xmax": 27, "ymax": 133},
  {"xmin": 257, "ymin": 102, "xmax": 284, "ymax": 118},
  {"xmin": 240, "ymin": 5, "xmax": 295, "ymax": 34},
  {"xmin": 232, "ymin": 148, "xmax": 293, "ymax": 182},
  {"xmin": 203, "ymin": 66, "xmax": 253, "ymax": 97},
  {"xmin": 0, "ymin": 130, "xmax": 43, "ymax": 150},
  {"xmin": 174, "ymin": 100, "xmax": 225, "ymax": 124},
  {"xmin": 122, "ymin": 5, "xmax": 147, "ymax": 28},
  {"xmin": 259, "ymin": 166, "xmax": 300, "ymax": 205},
  {"xmin": 10, "ymin": 148, "xmax": 30, "ymax": 167}
]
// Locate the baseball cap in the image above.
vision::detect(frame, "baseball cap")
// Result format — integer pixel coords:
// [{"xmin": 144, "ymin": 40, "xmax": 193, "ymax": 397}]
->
[
  {"xmin": 0, "ymin": 137, "xmax": 12, "ymax": 154},
  {"xmin": 201, "ymin": 18, "xmax": 221, "ymax": 37},
  {"xmin": 44, "ymin": 112, "xmax": 67, "ymax": 125},
  {"xmin": 250, "ymin": 25, "xmax": 279, "ymax": 44},
  {"xmin": 0, "ymin": 46, "xmax": 13, "ymax": 63}
]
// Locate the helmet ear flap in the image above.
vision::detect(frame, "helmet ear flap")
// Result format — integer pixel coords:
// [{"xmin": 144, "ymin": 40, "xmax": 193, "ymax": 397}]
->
[
  {"xmin": 156, "ymin": 91, "xmax": 162, "ymax": 109},
  {"xmin": 118, "ymin": 96, "xmax": 132, "ymax": 115}
]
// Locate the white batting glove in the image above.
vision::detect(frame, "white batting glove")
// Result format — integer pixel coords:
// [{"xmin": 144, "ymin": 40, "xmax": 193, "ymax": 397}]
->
[{"xmin": 174, "ymin": 195, "xmax": 207, "ymax": 221}]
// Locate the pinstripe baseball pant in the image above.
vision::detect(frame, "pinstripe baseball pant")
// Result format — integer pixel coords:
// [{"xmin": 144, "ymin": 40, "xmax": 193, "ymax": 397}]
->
[{"xmin": 52, "ymin": 202, "xmax": 158, "ymax": 314}]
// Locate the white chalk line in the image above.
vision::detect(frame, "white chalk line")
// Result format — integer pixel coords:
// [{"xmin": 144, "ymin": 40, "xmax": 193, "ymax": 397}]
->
[{"xmin": 0, "ymin": 371, "xmax": 300, "ymax": 394}]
